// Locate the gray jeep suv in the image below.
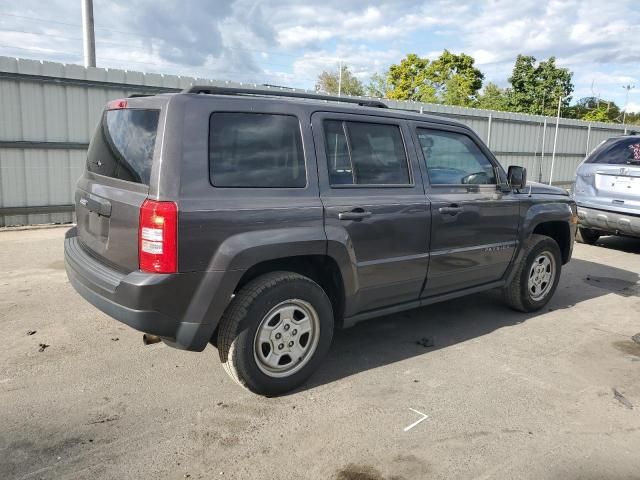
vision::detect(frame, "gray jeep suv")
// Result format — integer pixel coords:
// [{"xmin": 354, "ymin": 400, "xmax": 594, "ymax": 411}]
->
[
  {"xmin": 573, "ymin": 134, "xmax": 640, "ymax": 244},
  {"xmin": 64, "ymin": 86, "xmax": 576, "ymax": 395}
]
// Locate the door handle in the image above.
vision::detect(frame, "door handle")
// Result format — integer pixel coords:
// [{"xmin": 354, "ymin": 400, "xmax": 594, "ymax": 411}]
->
[
  {"xmin": 438, "ymin": 205, "xmax": 464, "ymax": 216},
  {"xmin": 339, "ymin": 208, "xmax": 372, "ymax": 221}
]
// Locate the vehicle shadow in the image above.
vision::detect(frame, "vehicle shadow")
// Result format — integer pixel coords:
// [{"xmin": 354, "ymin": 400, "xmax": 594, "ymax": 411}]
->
[
  {"xmin": 300, "ymin": 253, "xmax": 639, "ymax": 393},
  {"xmin": 591, "ymin": 234, "xmax": 640, "ymax": 254}
]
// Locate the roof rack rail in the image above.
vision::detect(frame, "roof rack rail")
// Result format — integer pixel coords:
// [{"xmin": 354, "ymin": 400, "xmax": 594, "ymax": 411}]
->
[
  {"xmin": 261, "ymin": 83, "xmax": 296, "ymax": 90},
  {"xmin": 181, "ymin": 85, "xmax": 388, "ymax": 108}
]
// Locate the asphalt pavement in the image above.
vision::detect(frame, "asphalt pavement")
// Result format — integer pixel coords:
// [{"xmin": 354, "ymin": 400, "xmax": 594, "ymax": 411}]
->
[{"xmin": 1, "ymin": 227, "xmax": 639, "ymax": 480}]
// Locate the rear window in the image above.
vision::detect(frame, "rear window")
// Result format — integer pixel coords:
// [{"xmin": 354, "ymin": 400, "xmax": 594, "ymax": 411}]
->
[
  {"xmin": 586, "ymin": 137, "xmax": 640, "ymax": 165},
  {"xmin": 209, "ymin": 113, "xmax": 306, "ymax": 188},
  {"xmin": 87, "ymin": 109, "xmax": 160, "ymax": 184}
]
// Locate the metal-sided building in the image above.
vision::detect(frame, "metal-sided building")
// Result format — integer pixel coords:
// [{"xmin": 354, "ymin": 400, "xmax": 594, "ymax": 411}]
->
[{"xmin": 0, "ymin": 56, "xmax": 630, "ymax": 227}]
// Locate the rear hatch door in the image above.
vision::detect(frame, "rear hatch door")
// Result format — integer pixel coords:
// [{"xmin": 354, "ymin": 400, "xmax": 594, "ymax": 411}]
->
[
  {"xmin": 577, "ymin": 137, "xmax": 640, "ymax": 213},
  {"xmin": 594, "ymin": 165, "xmax": 640, "ymax": 209},
  {"xmin": 75, "ymin": 101, "xmax": 163, "ymax": 272}
]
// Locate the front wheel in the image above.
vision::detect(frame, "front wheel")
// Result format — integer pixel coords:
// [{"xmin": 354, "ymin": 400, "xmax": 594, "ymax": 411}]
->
[
  {"xmin": 217, "ymin": 271, "xmax": 334, "ymax": 396},
  {"xmin": 504, "ymin": 234, "xmax": 562, "ymax": 312}
]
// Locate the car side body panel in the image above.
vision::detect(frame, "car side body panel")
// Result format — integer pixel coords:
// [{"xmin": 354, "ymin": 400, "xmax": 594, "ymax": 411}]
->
[
  {"xmin": 407, "ymin": 120, "xmax": 521, "ymax": 297},
  {"xmin": 311, "ymin": 112, "xmax": 431, "ymax": 315},
  {"xmin": 504, "ymin": 196, "xmax": 575, "ymax": 286},
  {"xmin": 519, "ymin": 198, "xmax": 575, "ymax": 241}
]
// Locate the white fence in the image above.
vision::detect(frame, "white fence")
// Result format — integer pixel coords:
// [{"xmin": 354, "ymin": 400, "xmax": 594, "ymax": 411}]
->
[{"xmin": 0, "ymin": 56, "xmax": 632, "ymax": 227}]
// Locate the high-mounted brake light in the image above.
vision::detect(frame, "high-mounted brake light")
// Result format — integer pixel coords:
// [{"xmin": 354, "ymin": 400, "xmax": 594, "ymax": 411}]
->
[
  {"xmin": 139, "ymin": 199, "xmax": 177, "ymax": 273},
  {"xmin": 107, "ymin": 99, "xmax": 128, "ymax": 110}
]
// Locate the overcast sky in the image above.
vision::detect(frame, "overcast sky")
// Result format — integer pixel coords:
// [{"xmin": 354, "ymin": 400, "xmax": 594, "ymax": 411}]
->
[{"xmin": 1, "ymin": 0, "xmax": 639, "ymax": 111}]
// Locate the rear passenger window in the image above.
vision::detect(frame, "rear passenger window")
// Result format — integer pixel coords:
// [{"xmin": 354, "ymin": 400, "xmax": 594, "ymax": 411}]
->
[
  {"xmin": 323, "ymin": 120, "xmax": 410, "ymax": 185},
  {"xmin": 209, "ymin": 113, "xmax": 306, "ymax": 188},
  {"xmin": 417, "ymin": 128, "xmax": 496, "ymax": 185}
]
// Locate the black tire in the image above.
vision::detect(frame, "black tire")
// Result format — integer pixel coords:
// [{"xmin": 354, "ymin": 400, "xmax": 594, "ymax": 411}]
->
[
  {"xmin": 576, "ymin": 227, "xmax": 600, "ymax": 245},
  {"xmin": 504, "ymin": 234, "xmax": 562, "ymax": 312},
  {"xmin": 217, "ymin": 271, "xmax": 334, "ymax": 396}
]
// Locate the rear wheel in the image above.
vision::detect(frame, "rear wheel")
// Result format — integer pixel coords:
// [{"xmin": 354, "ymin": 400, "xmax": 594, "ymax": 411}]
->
[
  {"xmin": 217, "ymin": 271, "xmax": 334, "ymax": 396},
  {"xmin": 576, "ymin": 227, "xmax": 600, "ymax": 245},
  {"xmin": 504, "ymin": 234, "xmax": 562, "ymax": 312}
]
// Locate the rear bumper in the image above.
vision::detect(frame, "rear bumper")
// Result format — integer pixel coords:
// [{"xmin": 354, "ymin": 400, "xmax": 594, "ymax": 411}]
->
[
  {"xmin": 576, "ymin": 205, "xmax": 640, "ymax": 237},
  {"xmin": 64, "ymin": 227, "xmax": 238, "ymax": 351}
]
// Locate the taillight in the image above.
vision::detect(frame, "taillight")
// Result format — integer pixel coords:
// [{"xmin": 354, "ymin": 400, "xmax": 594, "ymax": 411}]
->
[{"xmin": 139, "ymin": 199, "xmax": 177, "ymax": 273}]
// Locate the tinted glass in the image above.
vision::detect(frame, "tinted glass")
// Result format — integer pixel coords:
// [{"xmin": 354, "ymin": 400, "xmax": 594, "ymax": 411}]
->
[
  {"xmin": 323, "ymin": 120, "xmax": 410, "ymax": 185},
  {"xmin": 209, "ymin": 113, "xmax": 306, "ymax": 188},
  {"xmin": 586, "ymin": 137, "xmax": 640, "ymax": 165},
  {"xmin": 417, "ymin": 129, "xmax": 496, "ymax": 185},
  {"xmin": 87, "ymin": 109, "xmax": 160, "ymax": 185}
]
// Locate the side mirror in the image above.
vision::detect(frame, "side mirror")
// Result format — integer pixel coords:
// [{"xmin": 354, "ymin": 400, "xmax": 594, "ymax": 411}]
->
[{"xmin": 507, "ymin": 165, "xmax": 527, "ymax": 190}]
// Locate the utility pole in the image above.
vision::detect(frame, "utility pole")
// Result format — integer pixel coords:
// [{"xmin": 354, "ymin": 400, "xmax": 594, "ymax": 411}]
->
[
  {"xmin": 590, "ymin": 79, "xmax": 600, "ymax": 108},
  {"xmin": 622, "ymin": 84, "xmax": 635, "ymax": 125},
  {"xmin": 536, "ymin": 90, "xmax": 547, "ymax": 182},
  {"xmin": 81, "ymin": 0, "xmax": 96, "ymax": 67},
  {"xmin": 337, "ymin": 60, "xmax": 342, "ymax": 97},
  {"xmin": 539, "ymin": 118, "xmax": 547, "ymax": 183},
  {"xmin": 549, "ymin": 92, "xmax": 564, "ymax": 186}
]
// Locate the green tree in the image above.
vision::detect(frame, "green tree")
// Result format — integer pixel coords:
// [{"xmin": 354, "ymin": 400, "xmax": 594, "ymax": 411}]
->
[
  {"xmin": 386, "ymin": 50, "xmax": 484, "ymax": 106},
  {"xmin": 570, "ymin": 96, "xmax": 599, "ymax": 118},
  {"xmin": 475, "ymin": 82, "xmax": 509, "ymax": 111},
  {"xmin": 430, "ymin": 50, "xmax": 484, "ymax": 106},
  {"xmin": 366, "ymin": 71, "xmax": 390, "ymax": 98},
  {"xmin": 387, "ymin": 53, "xmax": 436, "ymax": 102},
  {"xmin": 582, "ymin": 107, "xmax": 610, "ymax": 123},
  {"xmin": 316, "ymin": 64, "xmax": 364, "ymax": 96},
  {"xmin": 566, "ymin": 97, "xmax": 622, "ymax": 123},
  {"xmin": 624, "ymin": 112, "xmax": 640, "ymax": 125},
  {"xmin": 508, "ymin": 55, "xmax": 573, "ymax": 116}
]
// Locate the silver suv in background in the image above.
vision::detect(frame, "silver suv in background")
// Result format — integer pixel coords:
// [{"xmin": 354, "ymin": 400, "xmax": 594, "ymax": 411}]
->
[{"xmin": 573, "ymin": 134, "xmax": 640, "ymax": 244}]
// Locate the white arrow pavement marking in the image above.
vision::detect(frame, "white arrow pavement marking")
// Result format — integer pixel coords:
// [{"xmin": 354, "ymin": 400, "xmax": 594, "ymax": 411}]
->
[{"xmin": 403, "ymin": 408, "xmax": 429, "ymax": 432}]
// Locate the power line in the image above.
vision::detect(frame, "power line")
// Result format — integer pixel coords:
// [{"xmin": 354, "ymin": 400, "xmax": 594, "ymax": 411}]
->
[
  {"xmin": 0, "ymin": 41, "xmax": 270, "ymax": 70},
  {"xmin": 0, "ymin": 30, "xmax": 301, "ymax": 70},
  {"xmin": 0, "ymin": 11, "xmax": 342, "ymax": 63},
  {"xmin": 0, "ymin": 43, "xmax": 75, "ymax": 57},
  {"xmin": 0, "ymin": 12, "xmax": 86, "ymax": 29},
  {"xmin": 0, "ymin": 11, "xmax": 342, "ymax": 85},
  {"xmin": 0, "ymin": 28, "xmax": 340, "ymax": 79},
  {"xmin": 0, "ymin": 27, "xmax": 122, "ymax": 46},
  {"xmin": 0, "ymin": 44, "xmax": 318, "ymax": 83},
  {"xmin": 0, "ymin": 43, "xmax": 320, "ymax": 86}
]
